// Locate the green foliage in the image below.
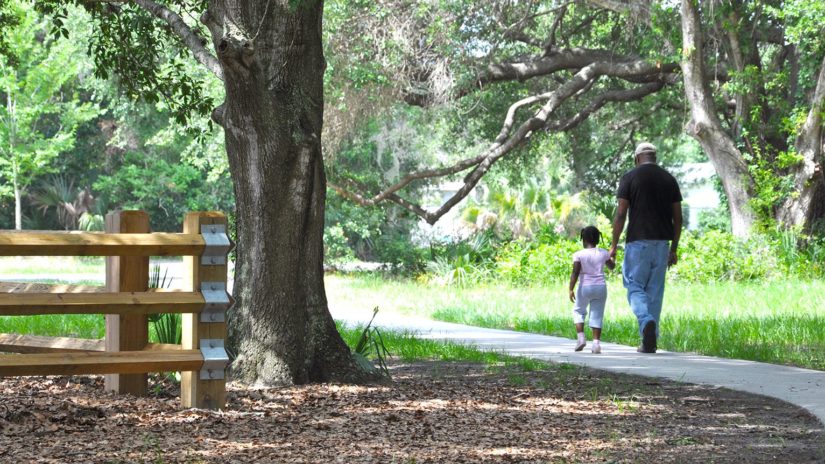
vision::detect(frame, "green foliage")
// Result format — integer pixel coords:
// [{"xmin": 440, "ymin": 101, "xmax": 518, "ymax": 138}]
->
[
  {"xmin": 148, "ymin": 265, "xmax": 181, "ymax": 345},
  {"xmin": 426, "ymin": 231, "xmax": 498, "ymax": 286},
  {"xmin": 30, "ymin": 176, "xmax": 99, "ymax": 230},
  {"xmin": 35, "ymin": 1, "xmax": 214, "ymax": 128},
  {"xmin": 423, "ymin": 225, "xmax": 824, "ymax": 286},
  {"xmin": 673, "ymin": 231, "xmax": 776, "ymax": 282},
  {"xmin": 0, "ymin": 1, "xmax": 99, "ymax": 227},
  {"xmin": 495, "ymin": 236, "xmax": 583, "ymax": 286},
  {"xmin": 351, "ymin": 307, "xmax": 391, "ymax": 378},
  {"xmin": 94, "ymin": 152, "xmax": 232, "ymax": 232}
]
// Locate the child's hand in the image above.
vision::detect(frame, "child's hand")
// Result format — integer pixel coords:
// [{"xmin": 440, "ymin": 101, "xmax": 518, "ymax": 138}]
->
[{"xmin": 569, "ymin": 289, "xmax": 576, "ymax": 303}]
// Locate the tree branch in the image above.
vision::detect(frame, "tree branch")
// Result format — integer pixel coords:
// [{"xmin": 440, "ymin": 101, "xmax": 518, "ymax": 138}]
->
[
  {"xmin": 543, "ymin": 4, "xmax": 569, "ymax": 54},
  {"xmin": 547, "ymin": 81, "xmax": 664, "ymax": 132},
  {"xmin": 337, "ymin": 61, "xmax": 670, "ymax": 224},
  {"xmin": 465, "ymin": 47, "xmax": 677, "ymax": 97},
  {"xmin": 129, "ymin": 0, "xmax": 223, "ymax": 80},
  {"xmin": 584, "ymin": 0, "xmax": 651, "ymax": 18}
]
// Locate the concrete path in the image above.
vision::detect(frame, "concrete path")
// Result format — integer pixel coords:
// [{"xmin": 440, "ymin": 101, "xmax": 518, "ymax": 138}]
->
[{"xmin": 329, "ymin": 305, "xmax": 825, "ymax": 426}]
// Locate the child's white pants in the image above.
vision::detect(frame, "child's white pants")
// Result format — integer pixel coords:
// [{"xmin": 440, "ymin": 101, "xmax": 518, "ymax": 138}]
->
[{"xmin": 572, "ymin": 284, "xmax": 607, "ymax": 328}]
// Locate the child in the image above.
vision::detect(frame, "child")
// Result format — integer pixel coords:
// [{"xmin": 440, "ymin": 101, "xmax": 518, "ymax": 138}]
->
[{"xmin": 568, "ymin": 225, "xmax": 615, "ymax": 353}]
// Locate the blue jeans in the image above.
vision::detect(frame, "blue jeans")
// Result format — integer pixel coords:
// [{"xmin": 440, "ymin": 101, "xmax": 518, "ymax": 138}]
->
[{"xmin": 623, "ymin": 240, "xmax": 670, "ymax": 338}]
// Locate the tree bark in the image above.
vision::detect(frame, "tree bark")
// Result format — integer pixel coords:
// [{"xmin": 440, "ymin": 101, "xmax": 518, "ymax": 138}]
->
[
  {"xmin": 680, "ymin": 0, "xmax": 755, "ymax": 236},
  {"xmin": 205, "ymin": 0, "xmax": 374, "ymax": 385},
  {"xmin": 777, "ymin": 53, "xmax": 825, "ymax": 231}
]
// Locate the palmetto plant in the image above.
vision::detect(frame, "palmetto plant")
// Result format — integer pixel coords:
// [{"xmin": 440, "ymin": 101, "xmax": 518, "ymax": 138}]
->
[
  {"xmin": 148, "ymin": 265, "xmax": 181, "ymax": 345},
  {"xmin": 352, "ymin": 307, "xmax": 391, "ymax": 378},
  {"xmin": 31, "ymin": 176, "xmax": 101, "ymax": 230},
  {"xmin": 475, "ymin": 179, "xmax": 554, "ymax": 239}
]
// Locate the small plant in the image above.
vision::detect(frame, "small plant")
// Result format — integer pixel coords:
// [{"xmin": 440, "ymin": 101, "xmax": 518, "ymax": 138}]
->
[
  {"xmin": 352, "ymin": 307, "xmax": 391, "ymax": 378},
  {"xmin": 148, "ymin": 265, "xmax": 181, "ymax": 345}
]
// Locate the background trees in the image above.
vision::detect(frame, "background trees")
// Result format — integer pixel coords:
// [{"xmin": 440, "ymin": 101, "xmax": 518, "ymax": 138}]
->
[
  {"xmin": 0, "ymin": 0, "xmax": 822, "ymax": 384},
  {"xmin": 0, "ymin": 3, "xmax": 97, "ymax": 229},
  {"xmin": 680, "ymin": 0, "xmax": 825, "ymax": 235}
]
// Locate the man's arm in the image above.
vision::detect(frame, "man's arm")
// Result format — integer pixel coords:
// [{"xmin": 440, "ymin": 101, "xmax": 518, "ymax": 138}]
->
[
  {"xmin": 669, "ymin": 202, "xmax": 682, "ymax": 266},
  {"xmin": 609, "ymin": 199, "xmax": 629, "ymax": 259}
]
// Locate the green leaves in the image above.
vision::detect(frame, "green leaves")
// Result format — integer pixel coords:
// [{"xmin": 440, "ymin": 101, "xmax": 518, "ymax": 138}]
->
[{"xmin": 0, "ymin": 2, "xmax": 99, "ymax": 227}]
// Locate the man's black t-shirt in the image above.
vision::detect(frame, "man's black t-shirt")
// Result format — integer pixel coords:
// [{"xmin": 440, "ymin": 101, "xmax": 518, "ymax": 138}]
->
[{"xmin": 617, "ymin": 163, "xmax": 682, "ymax": 243}]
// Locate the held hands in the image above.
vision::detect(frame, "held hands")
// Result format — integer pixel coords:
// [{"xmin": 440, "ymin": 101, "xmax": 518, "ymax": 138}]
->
[{"xmin": 608, "ymin": 246, "xmax": 618, "ymax": 260}]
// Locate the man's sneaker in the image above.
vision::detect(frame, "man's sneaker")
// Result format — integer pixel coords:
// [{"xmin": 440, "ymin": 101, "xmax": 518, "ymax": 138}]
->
[
  {"xmin": 641, "ymin": 321, "xmax": 657, "ymax": 353},
  {"xmin": 574, "ymin": 340, "xmax": 586, "ymax": 352}
]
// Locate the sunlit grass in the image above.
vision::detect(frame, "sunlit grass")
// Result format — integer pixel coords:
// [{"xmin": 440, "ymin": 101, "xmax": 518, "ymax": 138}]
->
[
  {"xmin": 336, "ymin": 323, "xmax": 549, "ymax": 371},
  {"xmin": 0, "ymin": 314, "xmax": 104, "ymax": 339},
  {"xmin": 0, "ymin": 256, "xmax": 105, "ymax": 275},
  {"xmin": 4, "ymin": 266, "xmax": 823, "ymax": 371},
  {"xmin": 326, "ymin": 274, "xmax": 825, "ymax": 370}
]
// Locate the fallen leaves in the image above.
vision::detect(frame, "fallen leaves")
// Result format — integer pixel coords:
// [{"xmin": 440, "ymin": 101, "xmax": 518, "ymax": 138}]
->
[{"xmin": 0, "ymin": 362, "xmax": 822, "ymax": 463}]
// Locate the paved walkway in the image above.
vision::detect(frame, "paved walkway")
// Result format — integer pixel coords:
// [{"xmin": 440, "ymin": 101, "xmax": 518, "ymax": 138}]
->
[{"xmin": 330, "ymin": 306, "xmax": 825, "ymax": 426}]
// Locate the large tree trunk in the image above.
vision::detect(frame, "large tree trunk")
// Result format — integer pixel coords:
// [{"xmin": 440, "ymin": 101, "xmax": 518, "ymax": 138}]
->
[
  {"xmin": 777, "ymin": 54, "xmax": 825, "ymax": 231},
  {"xmin": 205, "ymin": 0, "xmax": 372, "ymax": 385},
  {"xmin": 680, "ymin": 0, "xmax": 755, "ymax": 237}
]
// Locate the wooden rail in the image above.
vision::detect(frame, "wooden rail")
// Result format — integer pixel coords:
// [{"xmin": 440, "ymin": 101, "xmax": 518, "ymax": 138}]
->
[
  {"xmin": 0, "ymin": 334, "xmax": 182, "ymax": 354},
  {"xmin": 0, "ymin": 334, "xmax": 106, "ymax": 353},
  {"xmin": 0, "ymin": 350, "xmax": 204, "ymax": 376},
  {"xmin": 0, "ymin": 210, "xmax": 231, "ymax": 410},
  {"xmin": 0, "ymin": 232, "xmax": 205, "ymax": 256},
  {"xmin": 0, "ymin": 291, "xmax": 204, "ymax": 316}
]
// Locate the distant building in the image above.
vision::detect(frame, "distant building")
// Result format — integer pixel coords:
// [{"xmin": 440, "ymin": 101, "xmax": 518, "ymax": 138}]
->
[{"xmin": 673, "ymin": 162, "xmax": 721, "ymax": 230}]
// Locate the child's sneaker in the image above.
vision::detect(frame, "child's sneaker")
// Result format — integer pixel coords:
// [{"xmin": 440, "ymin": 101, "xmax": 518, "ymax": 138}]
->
[
  {"xmin": 574, "ymin": 341, "xmax": 586, "ymax": 351},
  {"xmin": 591, "ymin": 341, "xmax": 601, "ymax": 354}
]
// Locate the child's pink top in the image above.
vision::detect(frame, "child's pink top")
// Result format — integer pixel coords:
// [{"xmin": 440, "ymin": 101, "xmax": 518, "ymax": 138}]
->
[{"xmin": 573, "ymin": 247, "xmax": 610, "ymax": 286}]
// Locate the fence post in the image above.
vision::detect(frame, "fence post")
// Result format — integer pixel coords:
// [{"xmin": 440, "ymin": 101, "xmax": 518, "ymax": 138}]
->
[
  {"xmin": 104, "ymin": 210, "xmax": 150, "ymax": 396},
  {"xmin": 181, "ymin": 212, "xmax": 229, "ymax": 409}
]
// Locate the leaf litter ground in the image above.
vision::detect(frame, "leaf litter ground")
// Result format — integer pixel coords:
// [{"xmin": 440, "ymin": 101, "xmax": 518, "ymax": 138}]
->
[{"xmin": 1, "ymin": 360, "xmax": 823, "ymax": 463}]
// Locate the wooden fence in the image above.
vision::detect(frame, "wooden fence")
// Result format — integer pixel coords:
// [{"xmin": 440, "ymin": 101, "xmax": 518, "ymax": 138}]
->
[{"xmin": 0, "ymin": 211, "xmax": 232, "ymax": 410}]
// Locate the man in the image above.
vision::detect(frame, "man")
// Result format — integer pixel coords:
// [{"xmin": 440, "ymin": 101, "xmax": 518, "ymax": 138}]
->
[{"xmin": 609, "ymin": 142, "xmax": 682, "ymax": 354}]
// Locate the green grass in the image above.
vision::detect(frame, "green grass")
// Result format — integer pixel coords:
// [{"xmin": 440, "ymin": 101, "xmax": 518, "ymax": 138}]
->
[
  {"xmin": 0, "ymin": 314, "xmax": 104, "ymax": 339},
  {"xmin": 4, "ymin": 266, "xmax": 823, "ymax": 371},
  {"xmin": 326, "ymin": 274, "xmax": 825, "ymax": 370},
  {"xmin": 0, "ymin": 256, "xmax": 105, "ymax": 275},
  {"xmin": 337, "ymin": 323, "xmax": 548, "ymax": 372}
]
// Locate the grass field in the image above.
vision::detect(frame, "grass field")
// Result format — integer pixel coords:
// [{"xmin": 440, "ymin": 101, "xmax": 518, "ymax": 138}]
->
[
  {"xmin": 326, "ymin": 274, "xmax": 825, "ymax": 370},
  {"xmin": 0, "ymin": 256, "xmax": 105, "ymax": 275},
  {"xmin": 3, "ymin": 265, "xmax": 823, "ymax": 370}
]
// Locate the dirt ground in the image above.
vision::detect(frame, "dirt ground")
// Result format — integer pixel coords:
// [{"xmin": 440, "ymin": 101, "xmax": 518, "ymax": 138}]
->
[{"xmin": 1, "ymin": 361, "xmax": 823, "ymax": 463}]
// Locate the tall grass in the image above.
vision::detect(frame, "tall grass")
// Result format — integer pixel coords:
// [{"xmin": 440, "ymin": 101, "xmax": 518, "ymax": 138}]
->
[{"xmin": 326, "ymin": 275, "xmax": 825, "ymax": 370}]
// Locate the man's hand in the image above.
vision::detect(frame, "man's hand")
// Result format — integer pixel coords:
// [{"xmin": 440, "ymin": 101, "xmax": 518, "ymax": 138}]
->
[
  {"xmin": 569, "ymin": 289, "xmax": 576, "ymax": 303},
  {"xmin": 668, "ymin": 250, "xmax": 678, "ymax": 267}
]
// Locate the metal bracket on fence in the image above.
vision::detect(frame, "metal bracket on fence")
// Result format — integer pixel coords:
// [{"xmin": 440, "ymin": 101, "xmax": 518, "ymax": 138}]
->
[
  {"xmin": 200, "ymin": 339, "xmax": 229, "ymax": 380},
  {"xmin": 201, "ymin": 224, "xmax": 231, "ymax": 265},
  {"xmin": 201, "ymin": 282, "xmax": 229, "ymax": 323}
]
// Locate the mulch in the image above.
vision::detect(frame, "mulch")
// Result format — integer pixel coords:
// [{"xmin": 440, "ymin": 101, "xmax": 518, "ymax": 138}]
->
[{"xmin": 1, "ymin": 360, "xmax": 823, "ymax": 463}]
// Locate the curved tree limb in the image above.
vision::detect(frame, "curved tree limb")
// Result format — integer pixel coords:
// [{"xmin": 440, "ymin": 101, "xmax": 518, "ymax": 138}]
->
[
  {"xmin": 128, "ymin": 0, "xmax": 223, "ymax": 80},
  {"xmin": 548, "ymin": 80, "xmax": 664, "ymax": 132},
  {"xmin": 333, "ymin": 60, "xmax": 671, "ymax": 225},
  {"xmin": 465, "ymin": 48, "xmax": 677, "ymax": 97}
]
